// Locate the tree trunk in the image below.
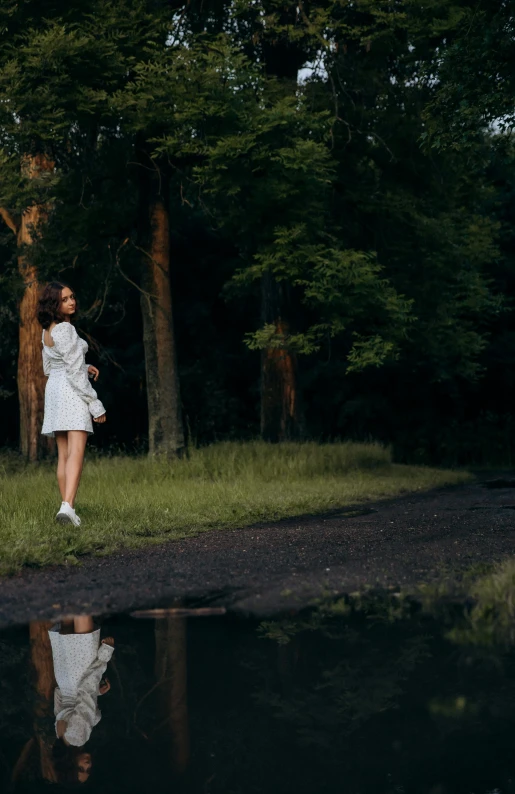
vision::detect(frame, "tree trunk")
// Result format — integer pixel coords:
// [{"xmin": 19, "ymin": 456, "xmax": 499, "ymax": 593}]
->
[
  {"xmin": 30, "ymin": 620, "xmax": 57, "ymax": 782},
  {"xmin": 10, "ymin": 621, "xmax": 57, "ymax": 785},
  {"xmin": 140, "ymin": 167, "xmax": 185, "ymax": 458},
  {"xmin": 17, "ymin": 251, "xmax": 49, "ymax": 461},
  {"xmin": 18, "ymin": 153, "xmax": 55, "ymax": 461},
  {"xmin": 260, "ymin": 271, "xmax": 300, "ymax": 442},
  {"xmin": 154, "ymin": 616, "xmax": 190, "ymax": 777},
  {"xmin": 29, "ymin": 620, "xmax": 55, "ymax": 707},
  {"xmin": 259, "ymin": 8, "xmax": 304, "ymax": 443}
]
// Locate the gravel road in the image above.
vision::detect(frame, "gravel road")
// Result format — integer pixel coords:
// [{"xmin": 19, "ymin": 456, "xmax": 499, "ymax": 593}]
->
[{"xmin": 1, "ymin": 473, "xmax": 514, "ymax": 627}]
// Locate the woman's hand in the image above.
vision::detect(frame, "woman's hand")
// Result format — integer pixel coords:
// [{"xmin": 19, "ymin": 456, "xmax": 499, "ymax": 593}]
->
[
  {"xmin": 88, "ymin": 365, "xmax": 100, "ymax": 381},
  {"xmin": 93, "ymin": 413, "xmax": 106, "ymax": 423},
  {"xmin": 101, "ymin": 636, "xmax": 115, "ymax": 647},
  {"xmin": 99, "ymin": 677, "xmax": 111, "ymax": 696}
]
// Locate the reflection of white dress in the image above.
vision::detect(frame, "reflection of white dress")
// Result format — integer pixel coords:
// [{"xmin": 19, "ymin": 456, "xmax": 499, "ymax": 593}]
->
[
  {"xmin": 41, "ymin": 322, "xmax": 105, "ymax": 438},
  {"xmin": 49, "ymin": 624, "xmax": 114, "ymax": 747}
]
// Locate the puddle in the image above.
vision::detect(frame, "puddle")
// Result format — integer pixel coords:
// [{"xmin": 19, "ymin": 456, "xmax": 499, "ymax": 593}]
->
[
  {"xmin": 2, "ymin": 597, "xmax": 515, "ymax": 793},
  {"xmin": 482, "ymin": 478, "xmax": 515, "ymax": 489}
]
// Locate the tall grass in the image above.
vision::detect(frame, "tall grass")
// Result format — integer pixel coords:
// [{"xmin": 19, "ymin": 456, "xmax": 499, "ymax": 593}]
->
[
  {"xmin": 0, "ymin": 440, "xmax": 471, "ymax": 574},
  {"xmin": 445, "ymin": 559, "xmax": 515, "ymax": 647}
]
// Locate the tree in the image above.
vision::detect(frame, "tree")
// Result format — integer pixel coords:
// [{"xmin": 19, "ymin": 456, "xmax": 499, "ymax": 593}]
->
[
  {"xmin": 0, "ymin": 153, "xmax": 56, "ymax": 460},
  {"xmin": 280, "ymin": 0, "xmax": 504, "ymax": 459},
  {"xmin": 422, "ymin": 0, "xmax": 515, "ymax": 150},
  {"xmin": 196, "ymin": 51, "xmax": 414, "ymax": 434},
  {"xmin": 0, "ymin": 0, "xmax": 512, "ymax": 463},
  {"xmin": 0, "ymin": 1, "xmax": 123, "ymax": 458},
  {"xmin": 11, "ymin": 621, "xmax": 57, "ymax": 785},
  {"xmin": 0, "ymin": 1, "xmax": 186, "ymax": 458}
]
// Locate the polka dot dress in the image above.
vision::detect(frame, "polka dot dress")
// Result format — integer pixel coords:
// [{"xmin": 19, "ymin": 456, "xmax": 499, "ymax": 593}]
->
[
  {"xmin": 41, "ymin": 322, "xmax": 105, "ymax": 437},
  {"xmin": 49, "ymin": 624, "xmax": 102, "ymax": 694}
]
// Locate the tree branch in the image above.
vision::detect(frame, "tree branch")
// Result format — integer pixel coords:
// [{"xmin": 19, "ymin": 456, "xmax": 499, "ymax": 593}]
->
[{"xmin": 0, "ymin": 206, "xmax": 18, "ymax": 235}]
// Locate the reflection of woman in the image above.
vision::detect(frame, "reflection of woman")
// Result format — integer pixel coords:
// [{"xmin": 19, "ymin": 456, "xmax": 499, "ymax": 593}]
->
[{"xmin": 48, "ymin": 616, "xmax": 114, "ymax": 784}]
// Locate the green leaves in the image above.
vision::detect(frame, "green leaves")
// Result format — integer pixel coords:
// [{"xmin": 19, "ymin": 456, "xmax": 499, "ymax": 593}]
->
[
  {"xmin": 194, "ymin": 65, "xmax": 414, "ymax": 371},
  {"xmin": 422, "ymin": 3, "xmax": 515, "ymax": 150},
  {"xmin": 236, "ymin": 228, "xmax": 414, "ymax": 366}
]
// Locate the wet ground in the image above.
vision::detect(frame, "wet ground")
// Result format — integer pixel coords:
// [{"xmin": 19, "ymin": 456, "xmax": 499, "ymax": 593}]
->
[
  {"xmin": 0, "ymin": 473, "xmax": 514, "ymax": 626},
  {"xmin": 3, "ymin": 595, "xmax": 515, "ymax": 793},
  {"xmin": 1, "ymin": 474, "xmax": 515, "ymax": 792}
]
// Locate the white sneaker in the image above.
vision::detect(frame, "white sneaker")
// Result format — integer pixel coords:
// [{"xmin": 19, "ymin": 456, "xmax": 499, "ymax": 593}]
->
[{"xmin": 55, "ymin": 502, "xmax": 81, "ymax": 527}]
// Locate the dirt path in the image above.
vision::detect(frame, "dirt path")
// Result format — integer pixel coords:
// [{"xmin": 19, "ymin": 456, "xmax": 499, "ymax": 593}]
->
[{"xmin": 1, "ymin": 473, "xmax": 514, "ymax": 627}]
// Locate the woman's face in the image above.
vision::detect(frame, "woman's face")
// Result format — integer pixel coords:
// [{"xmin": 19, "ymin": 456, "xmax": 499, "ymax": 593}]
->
[
  {"xmin": 60, "ymin": 286, "xmax": 76, "ymax": 317},
  {"xmin": 77, "ymin": 752, "xmax": 92, "ymax": 783}
]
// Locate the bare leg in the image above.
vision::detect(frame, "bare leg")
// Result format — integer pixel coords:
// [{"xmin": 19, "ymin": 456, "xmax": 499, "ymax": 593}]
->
[
  {"xmin": 73, "ymin": 616, "xmax": 94, "ymax": 634},
  {"xmin": 64, "ymin": 430, "xmax": 88, "ymax": 509},
  {"xmin": 55, "ymin": 431, "xmax": 69, "ymax": 502},
  {"xmin": 60, "ymin": 617, "xmax": 94, "ymax": 634}
]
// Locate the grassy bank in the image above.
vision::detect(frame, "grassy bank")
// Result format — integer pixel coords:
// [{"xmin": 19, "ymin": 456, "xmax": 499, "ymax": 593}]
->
[{"xmin": 0, "ymin": 440, "xmax": 471, "ymax": 575}]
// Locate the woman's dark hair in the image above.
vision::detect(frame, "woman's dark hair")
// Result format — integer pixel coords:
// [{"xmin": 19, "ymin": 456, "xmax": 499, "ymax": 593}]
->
[
  {"xmin": 52, "ymin": 738, "xmax": 93, "ymax": 786},
  {"xmin": 37, "ymin": 281, "xmax": 77, "ymax": 329}
]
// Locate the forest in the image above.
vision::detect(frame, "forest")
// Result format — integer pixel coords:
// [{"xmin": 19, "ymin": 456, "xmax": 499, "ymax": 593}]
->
[{"xmin": 0, "ymin": 0, "xmax": 513, "ymax": 466}]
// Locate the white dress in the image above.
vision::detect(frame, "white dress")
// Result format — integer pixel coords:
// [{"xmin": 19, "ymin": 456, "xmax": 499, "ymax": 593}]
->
[
  {"xmin": 49, "ymin": 624, "xmax": 115, "ymax": 747},
  {"xmin": 41, "ymin": 322, "xmax": 105, "ymax": 437}
]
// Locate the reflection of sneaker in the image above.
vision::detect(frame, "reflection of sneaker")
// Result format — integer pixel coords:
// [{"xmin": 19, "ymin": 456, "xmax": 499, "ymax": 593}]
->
[{"xmin": 55, "ymin": 502, "xmax": 81, "ymax": 527}]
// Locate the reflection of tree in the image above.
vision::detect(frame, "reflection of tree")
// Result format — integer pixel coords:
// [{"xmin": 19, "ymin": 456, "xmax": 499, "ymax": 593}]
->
[
  {"xmin": 234, "ymin": 609, "xmax": 429, "ymax": 794},
  {"xmin": 11, "ymin": 621, "xmax": 56, "ymax": 787},
  {"xmin": 114, "ymin": 616, "xmax": 192, "ymax": 791},
  {"xmin": 253, "ymin": 600, "xmax": 428, "ymax": 753},
  {"xmin": 185, "ymin": 599, "xmax": 515, "ymax": 794},
  {"xmin": 154, "ymin": 617, "xmax": 190, "ymax": 778},
  {"xmin": 257, "ymin": 630, "xmax": 429, "ymax": 750}
]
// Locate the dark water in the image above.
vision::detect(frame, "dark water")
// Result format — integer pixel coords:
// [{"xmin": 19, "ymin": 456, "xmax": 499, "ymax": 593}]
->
[{"xmin": 2, "ymin": 596, "xmax": 515, "ymax": 794}]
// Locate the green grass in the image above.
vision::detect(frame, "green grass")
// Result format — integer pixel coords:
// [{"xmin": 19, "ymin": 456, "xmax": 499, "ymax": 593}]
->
[
  {"xmin": 443, "ymin": 558, "xmax": 515, "ymax": 647},
  {"xmin": 0, "ymin": 440, "xmax": 472, "ymax": 575}
]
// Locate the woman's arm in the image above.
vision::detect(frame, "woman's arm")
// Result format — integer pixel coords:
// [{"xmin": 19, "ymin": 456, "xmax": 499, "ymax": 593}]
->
[
  {"xmin": 56, "ymin": 641, "xmax": 115, "ymax": 746},
  {"xmin": 51, "ymin": 323, "xmax": 105, "ymax": 418},
  {"xmin": 54, "ymin": 686, "xmax": 63, "ymax": 716},
  {"xmin": 76, "ymin": 639, "xmax": 115, "ymax": 696}
]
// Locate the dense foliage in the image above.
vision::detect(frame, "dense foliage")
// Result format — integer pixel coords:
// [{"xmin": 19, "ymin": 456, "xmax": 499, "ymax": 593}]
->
[{"xmin": 0, "ymin": 0, "xmax": 513, "ymax": 464}]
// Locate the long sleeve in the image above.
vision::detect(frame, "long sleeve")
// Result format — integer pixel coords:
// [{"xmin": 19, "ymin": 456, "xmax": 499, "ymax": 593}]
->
[
  {"xmin": 76, "ymin": 641, "xmax": 114, "ymax": 695},
  {"xmin": 54, "ymin": 686, "xmax": 63, "ymax": 715},
  {"xmin": 54, "ymin": 642, "xmax": 115, "ymax": 747},
  {"xmin": 51, "ymin": 322, "xmax": 105, "ymax": 418}
]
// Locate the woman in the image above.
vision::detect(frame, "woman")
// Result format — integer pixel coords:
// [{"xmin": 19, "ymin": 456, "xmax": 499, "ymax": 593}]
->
[
  {"xmin": 38, "ymin": 281, "xmax": 106, "ymax": 526},
  {"xmin": 49, "ymin": 615, "xmax": 114, "ymax": 784}
]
